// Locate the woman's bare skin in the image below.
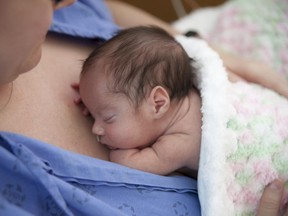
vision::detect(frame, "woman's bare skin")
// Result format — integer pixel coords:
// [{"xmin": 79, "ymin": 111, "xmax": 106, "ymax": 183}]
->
[{"xmin": 0, "ymin": 33, "xmax": 109, "ymax": 160}]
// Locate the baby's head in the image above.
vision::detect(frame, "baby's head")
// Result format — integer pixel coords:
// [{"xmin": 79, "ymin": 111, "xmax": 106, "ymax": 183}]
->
[
  {"xmin": 81, "ymin": 25, "xmax": 198, "ymax": 106},
  {"xmin": 79, "ymin": 26, "xmax": 198, "ymax": 150}
]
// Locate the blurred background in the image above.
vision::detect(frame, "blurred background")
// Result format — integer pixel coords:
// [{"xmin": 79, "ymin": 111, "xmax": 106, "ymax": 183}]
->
[{"xmin": 118, "ymin": 0, "xmax": 227, "ymax": 22}]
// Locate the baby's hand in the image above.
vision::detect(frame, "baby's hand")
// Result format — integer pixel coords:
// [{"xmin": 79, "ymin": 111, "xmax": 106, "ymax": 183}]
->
[{"xmin": 71, "ymin": 82, "xmax": 90, "ymax": 116}]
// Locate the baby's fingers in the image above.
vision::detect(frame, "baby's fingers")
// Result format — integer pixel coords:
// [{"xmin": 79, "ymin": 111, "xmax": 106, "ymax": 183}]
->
[
  {"xmin": 71, "ymin": 82, "xmax": 82, "ymax": 104},
  {"xmin": 82, "ymin": 108, "xmax": 90, "ymax": 116},
  {"xmin": 71, "ymin": 82, "xmax": 80, "ymax": 90},
  {"xmin": 73, "ymin": 96, "xmax": 82, "ymax": 105}
]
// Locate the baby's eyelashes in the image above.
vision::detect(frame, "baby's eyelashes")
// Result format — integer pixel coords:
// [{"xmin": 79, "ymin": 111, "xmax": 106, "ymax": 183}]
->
[{"xmin": 103, "ymin": 115, "xmax": 116, "ymax": 124}]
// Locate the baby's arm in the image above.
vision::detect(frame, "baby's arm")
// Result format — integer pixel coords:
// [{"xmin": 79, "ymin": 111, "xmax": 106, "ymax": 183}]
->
[
  {"xmin": 110, "ymin": 147, "xmax": 178, "ymax": 175},
  {"xmin": 109, "ymin": 134, "xmax": 194, "ymax": 175}
]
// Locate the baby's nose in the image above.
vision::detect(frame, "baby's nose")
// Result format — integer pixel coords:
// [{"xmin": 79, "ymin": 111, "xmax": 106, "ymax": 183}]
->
[{"xmin": 92, "ymin": 123, "xmax": 104, "ymax": 135}]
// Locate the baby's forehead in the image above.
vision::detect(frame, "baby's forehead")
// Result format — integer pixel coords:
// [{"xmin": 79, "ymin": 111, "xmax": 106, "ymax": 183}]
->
[{"xmin": 83, "ymin": 57, "xmax": 110, "ymax": 77}]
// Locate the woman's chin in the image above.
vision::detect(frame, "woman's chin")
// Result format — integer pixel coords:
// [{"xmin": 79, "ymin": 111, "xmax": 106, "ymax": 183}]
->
[{"xmin": 0, "ymin": 74, "xmax": 19, "ymax": 86}]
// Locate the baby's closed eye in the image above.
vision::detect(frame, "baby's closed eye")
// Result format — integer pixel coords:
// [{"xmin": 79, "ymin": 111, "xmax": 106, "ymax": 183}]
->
[{"xmin": 104, "ymin": 115, "xmax": 116, "ymax": 123}]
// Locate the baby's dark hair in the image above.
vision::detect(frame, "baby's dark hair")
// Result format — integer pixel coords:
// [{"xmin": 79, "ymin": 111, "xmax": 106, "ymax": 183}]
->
[{"xmin": 82, "ymin": 25, "xmax": 198, "ymax": 106}]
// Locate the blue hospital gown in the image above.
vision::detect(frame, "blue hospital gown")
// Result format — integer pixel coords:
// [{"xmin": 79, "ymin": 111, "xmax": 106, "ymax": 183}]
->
[
  {"xmin": 0, "ymin": 132, "xmax": 200, "ymax": 215},
  {"xmin": 50, "ymin": 0, "xmax": 120, "ymax": 40}
]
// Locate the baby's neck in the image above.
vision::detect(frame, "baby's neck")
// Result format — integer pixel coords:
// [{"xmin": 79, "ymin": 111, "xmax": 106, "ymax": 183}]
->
[
  {"xmin": 164, "ymin": 90, "xmax": 202, "ymax": 171},
  {"xmin": 165, "ymin": 91, "xmax": 202, "ymax": 132}
]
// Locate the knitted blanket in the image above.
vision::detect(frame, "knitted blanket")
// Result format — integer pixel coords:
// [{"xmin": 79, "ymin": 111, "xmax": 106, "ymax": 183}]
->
[{"xmin": 176, "ymin": 36, "xmax": 288, "ymax": 216}]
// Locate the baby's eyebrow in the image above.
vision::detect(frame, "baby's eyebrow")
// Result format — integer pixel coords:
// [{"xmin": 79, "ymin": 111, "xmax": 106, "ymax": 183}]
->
[
  {"xmin": 97, "ymin": 102, "xmax": 115, "ymax": 113},
  {"xmin": 100, "ymin": 104, "xmax": 116, "ymax": 112}
]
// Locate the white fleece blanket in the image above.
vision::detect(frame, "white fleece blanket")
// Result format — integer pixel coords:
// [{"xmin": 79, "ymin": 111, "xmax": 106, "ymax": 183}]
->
[{"xmin": 176, "ymin": 36, "xmax": 288, "ymax": 216}]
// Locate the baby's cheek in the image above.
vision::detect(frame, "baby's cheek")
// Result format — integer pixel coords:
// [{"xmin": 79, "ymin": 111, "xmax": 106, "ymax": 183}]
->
[{"xmin": 110, "ymin": 128, "xmax": 132, "ymax": 149}]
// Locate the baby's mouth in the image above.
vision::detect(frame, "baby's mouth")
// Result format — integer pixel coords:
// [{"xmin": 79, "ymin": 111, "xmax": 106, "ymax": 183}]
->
[
  {"xmin": 106, "ymin": 145, "xmax": 118, "ymax": 150},
  {"xmin": 96, "ymin": 136, "xmax": 118, "ymax": 150}
]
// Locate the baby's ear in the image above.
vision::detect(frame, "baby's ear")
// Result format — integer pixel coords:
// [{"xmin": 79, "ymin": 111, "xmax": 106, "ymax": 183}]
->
[{"xmin": 148, "ymin": 86, "xmax": 170, "ymax": 119}]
